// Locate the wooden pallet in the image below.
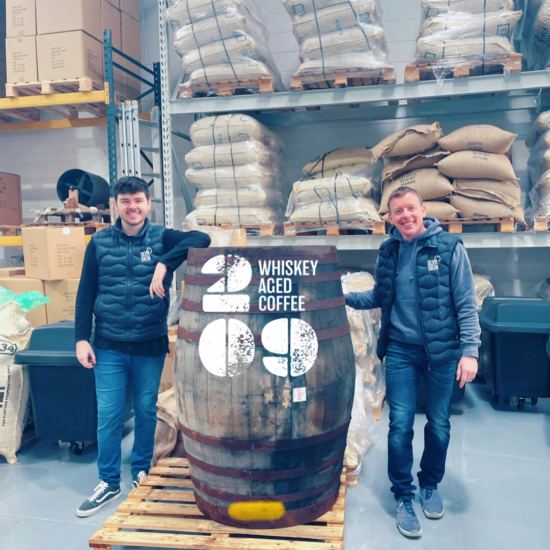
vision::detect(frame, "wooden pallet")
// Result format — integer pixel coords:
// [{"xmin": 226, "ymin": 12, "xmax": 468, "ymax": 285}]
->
[
  {"xmin": 22, "ymin": 222, "xmax": 110, "ymax": 235},
  {"xmin": 89, "ymin": 457, "xmax": 347, "ymax": 550},
  {"xmin": 405, "ymin": 53, "xmax": 522, "ymax": 83},
  {"xmin": 5, "ymin": 76, "xmax": 102, "ymax": 98},
  {"xmin": 192, "ymin": 222, "xmax": 278, "ymax": 237},
  {"xmin": 180, "ymin": 76, "xmax": 275, "ymax": 99},
  {"xmin": 290, "ymin": 67, "xmax": 396, "ymax": 93},
  {"xmin": 533, "ymin": 216, "xmax": 550, "ymax": 232},
  {"xmin": 284, "ymin": 220, "xmax": 386, "ymax": 237},
  {"xmin": 439, "ymin": 217, "xmax": 516, "ymax": 234},
  {"xmin": 0, "ymin": 225, "xmax": 22, "ymax": 236}
]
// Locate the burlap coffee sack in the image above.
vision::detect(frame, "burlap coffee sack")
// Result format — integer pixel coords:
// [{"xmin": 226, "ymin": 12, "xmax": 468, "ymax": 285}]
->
[
  {"xmin": 438, "ymin": 125, "xmax": 517, "ymax": 154},
  {"xmin": 453, "ymin": 178, "xmax": 521, "ymax": 206},
  {"xmin": 181, "ymin": 61, "xmax": 286, "ymax": 97},
  {"xmin": 185, "ymin": 164, "xmax": 276, "ymax": 188},
  {"xmin": 293, "ymin": 1, "xmax": 379, "ymax": 40},
  {"xmin": 437, "ymin": 151, "xmax": 517, "ymax": 180},
  {"xmin": 379, "ymin": 169, "xmax": 453, "ymax": 214},
  {"xmin": 293, "ymin": 175, "xmax": 372, "ymax": 206},
  {"xmin": 299, "ymin": 26, "xmax": 385, "ymax": 62},
  {"xmin": 194, "ymin": 187, "xmax": 270, "ymax": 208},
  {"xmin": 283, "ymin": 0, "xmax": 362, "ymax": 16},
  {"xmin": 382, "ymin": 200, "xmax": 459, "ymax": 222},
  {"xmin": 289, "ymin": 197, "xmax": 381, "ymax": 223},
  {"xmin": 185, "ymin": 141, "xmax": 277, "ymax": 169},
  {"xmin": 373, "ymin": 123, "xmax": 444, "ymax": 161},
  {"xmin": 186, "ymin": 205, "xmax": 276, "ymax": 225},
  {"xmin": 416, "ymin": 35, "xmax": 515, "ymax": 61},
  {"xmin": 525, "ymin": 111, "xmax": 550, "ymax": 149},
  {"xmin": 303, "ymin": 147, "xmax": 375, "ymax": 176},
  {"xmin": 419, "ymin": 11, "xmax": 522, "ymax": 39},
  {"xmin": 190, "ymin": 114, "xmax": 283, "ymax": 150},
  {"xmin": 166, "ymin": 0, "xmax": 257, "ymax": 28},
  {"xmin": 421, "ymin": 0, "xmax": 514, "ymax": 20},
  {"xmin": 181, "ymin": 34, "xmax": 273, "ymax": 73},
  {"xmin": 382, "ymin": 149, "xmax": 450, "ymax": 182},
  {"xmin": 174, "ymin": 8, "xmax": 265, "ymax": 53},
  {"xmin": 450, "ymin": 193, "xmax": 525, "ymax": 223},
  {"xmin": 528, "ymin": 149, "xmax": 550, "ymax": 183}
]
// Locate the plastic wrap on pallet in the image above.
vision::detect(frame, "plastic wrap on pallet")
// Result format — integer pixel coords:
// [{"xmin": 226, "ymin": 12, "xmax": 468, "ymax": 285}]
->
[
  {"xmin": 168, "ymin": 0, "xmax": 285, "ymax": 96},
  {"xmin": 284, "ymin": 0, "xmax": 395, "ymax": 89},
  {"xmin": 421, "ymin": 0, "xmax": 515, "ymax": 21},
  {"xmin": 539, "ymin": 277, "xmax": 550, "ymax": 300},
  {"xmin": 185, "ymin": 164, "xmax": 280, "ymax": 188},
  {"xmin": 473, "ymin": 274, "xmax": 495, "ymax": 310},
  {"xmin": 512, "ymin": 0, "xmax": 550, "ymax": 71},
  {"xmin": 525, "ymin": 111, "xmax": 550, "ymax": 149},
  {"xmin": 526, "ymin": 169, "xmax": 550, "ymax": 221},
  {"xmin": 186, "ymin": 205, "xmax": 278, "ymax": 226}
]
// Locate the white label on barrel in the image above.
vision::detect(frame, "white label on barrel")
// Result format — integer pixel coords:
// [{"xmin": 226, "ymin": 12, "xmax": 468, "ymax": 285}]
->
[{"xmin": 293, "ymin": 387, "xmax": 306, "ymax": 402}]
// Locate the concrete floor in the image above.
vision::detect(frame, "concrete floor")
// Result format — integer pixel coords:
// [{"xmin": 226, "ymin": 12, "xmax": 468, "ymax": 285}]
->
[{"xmin": 1, "ymin": 381, "xmax": 549, "ymax": 550}]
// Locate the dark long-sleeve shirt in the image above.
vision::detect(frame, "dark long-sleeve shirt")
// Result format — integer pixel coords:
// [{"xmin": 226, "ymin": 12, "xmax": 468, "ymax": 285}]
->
[{"xmin": 75, "ymin": 228, "xmax": 211, "ymax": 356}]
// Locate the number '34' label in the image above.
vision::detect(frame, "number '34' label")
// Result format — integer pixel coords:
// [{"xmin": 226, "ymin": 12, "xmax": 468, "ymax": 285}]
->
[{"xmin": 0, "ymin": 340, "xmax": 17, "ymax": 355}]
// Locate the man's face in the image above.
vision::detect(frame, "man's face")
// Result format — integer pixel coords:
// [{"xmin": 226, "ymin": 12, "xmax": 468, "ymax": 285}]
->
[
  {"xmin": 388, "ymin": 192, "xmax": 427, "ymax": 241},
  {"xmin": 116, "ymin": 192, "xmax": 151, "ymax": 226}
]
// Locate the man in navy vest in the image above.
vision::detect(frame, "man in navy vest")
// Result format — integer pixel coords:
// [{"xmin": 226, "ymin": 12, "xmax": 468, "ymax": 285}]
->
[
  {"xmin": 345, "ymin": 187, "xmax": 480, "ymax": 539},
  {"xmin": 74, "ymin": 177, "xmax": 210, "ymax": 517}
]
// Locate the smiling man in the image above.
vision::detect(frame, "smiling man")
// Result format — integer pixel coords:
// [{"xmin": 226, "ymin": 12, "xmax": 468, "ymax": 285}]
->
[
  {"xmin": 74, "ymin": 177, "xmax": 210, "ymax": 517},
  {"xmin": 345, "ymin": 187, "xmax": 480, "ymax": 539}
]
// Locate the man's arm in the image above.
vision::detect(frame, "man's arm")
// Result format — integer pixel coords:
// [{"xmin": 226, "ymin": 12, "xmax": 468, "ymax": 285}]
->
[{"xmin": 75, "ymin": 240, "xmax": 99, "ymax": 369}]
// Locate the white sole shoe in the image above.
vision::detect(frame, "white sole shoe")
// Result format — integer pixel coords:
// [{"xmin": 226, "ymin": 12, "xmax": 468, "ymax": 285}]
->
[
  {"xmin": 76, "ymin": 490, "xmax": 121, "ymax": 517},
  {"xmin": 396, "ymin": 521, "xmax": 422, "ymax": 538}
]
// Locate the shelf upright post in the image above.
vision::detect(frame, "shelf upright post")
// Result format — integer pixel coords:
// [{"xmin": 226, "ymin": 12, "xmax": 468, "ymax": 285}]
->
[
  {"xmin": 104, "ymin": 29, "xmax": 118, "ymax": 195},
  {"xmin": 158, "ymin": 0, "xmax": 173, "ymax": 229}
]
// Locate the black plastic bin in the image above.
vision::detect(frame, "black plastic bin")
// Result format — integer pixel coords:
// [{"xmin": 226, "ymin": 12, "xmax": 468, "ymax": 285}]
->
[
  {"xmin": 479, "ymin": 297, "xmax": 550, "ymax": 410},
  {"xmin": 14, "ymin": 320, "xmax": 133, "ymax": 454}
]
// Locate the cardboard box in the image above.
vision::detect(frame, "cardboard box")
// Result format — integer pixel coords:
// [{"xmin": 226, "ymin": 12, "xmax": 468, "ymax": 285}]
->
[
  {"xmin": 44, "ymin": 278, "xmax": 79, "ymax": 323},
  {"xmin": 0, "ymin": 267, "xmax": 25, "ymax": 277},
  {"xmin": 159, "ymin": 334, "xmax": 177, "ymax": 394},
  {"xmin": 121, "ymin": 11, "xmax": 141, "ymax": 97},
  {"xmin": 5, "ymin": 36, "xmax": 38, "ymax": 83},
  {"xmin": 21, "ymin": 226, "xmax": 85, "ymax": 281},
  {"xmin": 6, "ymin": 0, "xmax": 37, "ymax": 38},
  {"xmin": 0, "ymin": 276, "xmax": 48, "ymax": 328},
  {"xmin": 0, "ymin": 172, "xmax": 23, "ymax": 226},
  {"xmin": 37, "ymin": 31, "xmax": 103, "ymax": 83},
  {"xmin": 120, "ymin": 0, "xmax": 139, "ymax": 22},
  {"xmin": 101, "ymin": 0, "xmax": 124, "ymax": 91},
  {"xmin": 36, "ymin": 0, "xmax": 102, "ymax": 41}
]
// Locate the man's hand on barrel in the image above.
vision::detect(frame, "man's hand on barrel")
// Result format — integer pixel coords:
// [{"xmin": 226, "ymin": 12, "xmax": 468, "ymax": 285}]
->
[
  {"xmin": 76, "ymin": 340, "xmax": 96, "ymax": 369},
  {"xmin": 150, "ymin": 262, "xmax": 168, "ymax": 299}
]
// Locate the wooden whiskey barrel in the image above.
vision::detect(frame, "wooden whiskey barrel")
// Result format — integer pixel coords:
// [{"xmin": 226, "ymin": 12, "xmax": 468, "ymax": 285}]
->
[{"xmin": 175, "ymin": 246, "xmax": 355, "ymax": 529}]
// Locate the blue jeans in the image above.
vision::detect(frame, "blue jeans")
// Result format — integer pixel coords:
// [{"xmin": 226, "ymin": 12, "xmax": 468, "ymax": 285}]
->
[
  {"xmin": 385, "ymin": 340, "xmax": 457, "ymax": 500},
  {"xmin": 94, "ymin": 348, "xmax": 165, "ymax": 486}
]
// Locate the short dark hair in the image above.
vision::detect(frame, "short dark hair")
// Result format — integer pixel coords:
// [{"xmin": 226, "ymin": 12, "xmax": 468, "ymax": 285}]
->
[
  {"xmin": 114, "ymin": 176, "xmax": 150, "ymax": 200},
  {"xmin": 387, "ymin": 186, "xmax": 423, "ymax": 213}
]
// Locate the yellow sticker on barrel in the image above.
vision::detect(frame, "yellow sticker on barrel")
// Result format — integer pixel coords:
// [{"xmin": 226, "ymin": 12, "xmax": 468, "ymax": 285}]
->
[{"xmin": 228, "ymin": 501, "xmax": 285, "ymax": 522}]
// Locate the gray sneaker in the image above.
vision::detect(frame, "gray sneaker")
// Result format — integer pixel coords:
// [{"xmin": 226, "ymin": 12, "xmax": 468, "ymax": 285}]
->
[
  {"xmin": 76, "ymin": 481, "xmax": 121, "ymax": 517},
  {"xmin": 396, "ymin": 497, "xmax": 422, "ymax": 538},
  {"xmin": 131, "ymin": 470, "xmax": 148, "ymax": 489},
  {"xmin": 419, "ymin": 488, "xmax": 444, "ymax": 519}
]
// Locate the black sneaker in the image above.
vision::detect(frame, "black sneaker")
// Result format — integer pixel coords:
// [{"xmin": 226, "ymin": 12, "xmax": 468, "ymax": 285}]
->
[
  {"xmin": 131, "ymin": 470, "xmax": 148, "ymax": 489},
  {"xmin": 76, "ymin": 481, "xmax": 121, "ymax": 517}
]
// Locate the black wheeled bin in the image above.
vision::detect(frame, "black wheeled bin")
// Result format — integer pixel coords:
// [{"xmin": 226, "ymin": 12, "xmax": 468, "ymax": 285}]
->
[
  {"xmin": 14, "ymin": 320, "xmax": 133, "ymax": 454},
  {"xmin": 479, "ymin": 297, "xmax": 550, "ymax": 410}
]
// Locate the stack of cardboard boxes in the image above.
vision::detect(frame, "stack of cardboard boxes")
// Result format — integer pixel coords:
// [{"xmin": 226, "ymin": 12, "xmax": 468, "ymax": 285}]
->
[
  {"xmin": 0, "ymin": 226, "xmax": 85, "ymax": 327},
  {"xmin": 0, "ymin": 171, "xmax": 23, "ymax": 226},
  {"xmin": 4, "ymin": 0, "xmax": 141, "ymax": 97}
]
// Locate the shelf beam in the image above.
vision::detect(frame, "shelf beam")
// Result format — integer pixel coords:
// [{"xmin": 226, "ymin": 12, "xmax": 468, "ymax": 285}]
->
[
  {"xmin": 0, "ymin": 117, "xmax": 107, "ymax": 132},
  {"xmin": 0, "ymin": 89, "xmax": 107, "ymax": 111}
]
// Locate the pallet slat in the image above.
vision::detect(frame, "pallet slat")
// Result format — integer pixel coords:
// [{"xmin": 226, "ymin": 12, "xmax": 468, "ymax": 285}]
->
[
  {"xmin": 180, "ymin": 76, "xmax": 275, "ymax": 99},
  {"xmin": 284, "ymin": 220, "xmax": 385, "ymax": 236},
  {"xmin": 439, "ymin": 217, "xmax": 516, "ymax": 234},
  {"xmin": 533, "ymin": 216, "xmax": 550, "ymax": 232}
]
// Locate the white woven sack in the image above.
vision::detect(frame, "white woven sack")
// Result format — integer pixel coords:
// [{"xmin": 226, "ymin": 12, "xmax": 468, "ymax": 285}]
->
[
  {"xmin": 295, "ymin": 50, "xmax": 392, "ymax": 77},
  {"xmin": 303, "ymin": 147, "xmax": 375, "ymax": 176},
  {"xmin": 185, "ymin": 164, "xmax": 276, "ymax": 188},
  {"xmin": 283, "ymin": 0, "xmax": 365, "ymax": 16},
  {"xmin": 194, "ymin": 187, "xmax": 269, "ymax": 207},
  {"xmin": 299, "ymin": 26, "xmax": 385, "ymax": 61},
  {"xmin": 416, "ymin": 35, "xmax": 514, "ymax": 61},
  {"xmin": 310, "ymin": 165, "xmax": 375, "ymax": 180},
  {"xmin": 419, "ymin": 11, "xmax": 522, "ymax": 39},
  {"xmin": 186, "ymin": 206, "xmax": 276, "ymax": 225},
  {"xmin": 166, "ymin": 0, "xmax": 258, "ymax": 27},
  {"xmin": 450, "ymin": 193, "xmax": 525, "ymax": 223},
  {"xmin": 293, "ymin": 175, "xmax": 373, "ymax": 205},
  {"xmin": 421, "ymin": 0, "xmax": 514, "ymax": 20},
  {"xmin": 527, "ymin": 149, "xmax": 550, "ymax": 184},
  {"xmin": 0, "ymin": 302, "xmax": 32, "ymax": 464},
  {"xmin": 289, "ymin": 197, "xmax": 381, "ymax": 223},
  {"xmin": 526, "ymin": 111, "xmax": 550, "ymax": 149},
  {"xmin": 453, "ymin": 178, "xmax": 521, "ymax": 206},
  {"xmin": 293, "ymin": 1, "xmax": 380, "ymax": 40},
  {"xmin": 185, "ymin": 141, "xmax": 276, "ymax": 169},
  {"xmin": 190, "ymin": 114, "xmax": 283, "ymax": 150}
]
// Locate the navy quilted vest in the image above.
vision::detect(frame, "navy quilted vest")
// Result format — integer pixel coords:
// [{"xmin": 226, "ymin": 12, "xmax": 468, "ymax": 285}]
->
[
  {"xmin": 93, "ymin": 219, "xmax": 171, "ymax": 341},
  {"xmin": 376, "ymin": 231, "xmax": 463, "ymax": 366}
]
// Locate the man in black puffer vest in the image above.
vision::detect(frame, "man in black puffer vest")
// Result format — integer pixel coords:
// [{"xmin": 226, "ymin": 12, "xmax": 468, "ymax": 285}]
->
[
  {"xmin": 345, "ymin": 187, "xmax": 480, "ymax": 539},
  {"xmin": 75, "ymin": 177, "xmax": 210, "ymax": 517}
]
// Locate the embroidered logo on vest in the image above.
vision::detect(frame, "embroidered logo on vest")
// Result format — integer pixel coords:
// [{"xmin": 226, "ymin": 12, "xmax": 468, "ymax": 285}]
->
[
  {"xmin": 141, "ymin": 247, "xmax": 153, "ymax": 262},
  {"xmin": 428, "ymin": 255, "xmax": 441, "ymax": 271}
]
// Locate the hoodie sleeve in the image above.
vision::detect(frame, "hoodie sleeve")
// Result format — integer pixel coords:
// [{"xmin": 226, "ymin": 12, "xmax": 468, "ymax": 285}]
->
[
  {"xmin": 450, "ymin": 243, "xmax": 481, "ymax": 358},
  {"xmin": 344, "ymin": 257, "xmax": 382, "ymax": 310}
]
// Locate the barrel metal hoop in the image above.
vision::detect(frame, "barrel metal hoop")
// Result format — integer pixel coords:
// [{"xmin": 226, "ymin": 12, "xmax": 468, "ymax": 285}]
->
[
  {"xmin": 177, "ymin": 322, "xmax": 350, "ymax": 345},
  {"xmin": 187, "ymin": 252, "xmax": 340, "ymax": 267},
  {"xmin": 179, "ymin": 420, "xmax": 350, "ymax": 452},
  {"xmin": 189, "ymin": 472, "xmax": 341, "ymax": 502},
  {"xmin": 181, "ymin": 295, "xmax": 346, "ymax": 313},
  {"xmin": 184, "ymin": 270, "xmax": 342, "ymax": 286}
]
